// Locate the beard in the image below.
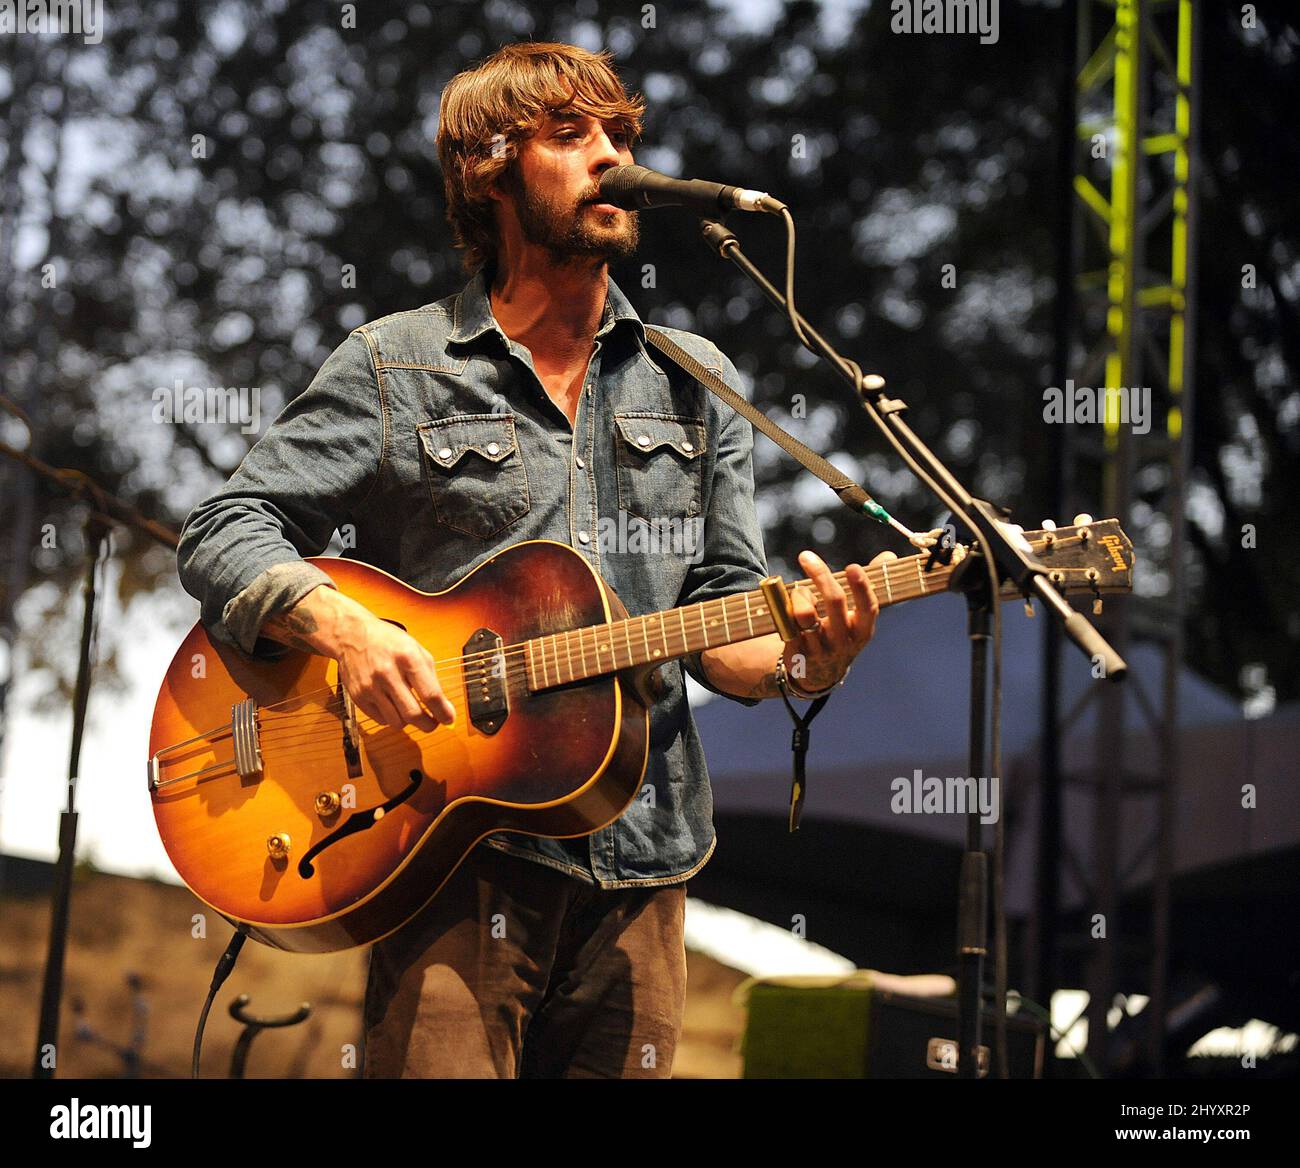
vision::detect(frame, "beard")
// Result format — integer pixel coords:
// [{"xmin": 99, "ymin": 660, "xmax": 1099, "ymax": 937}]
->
[{"xmin": 506, "ymin": 168, "xmax": 640, "ymax": 266}]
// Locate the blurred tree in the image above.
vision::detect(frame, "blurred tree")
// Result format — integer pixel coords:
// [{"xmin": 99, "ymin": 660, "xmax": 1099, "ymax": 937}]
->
[{"xmin": 0, "ymin": 0, "xmax": 1294, "ymax": 716}]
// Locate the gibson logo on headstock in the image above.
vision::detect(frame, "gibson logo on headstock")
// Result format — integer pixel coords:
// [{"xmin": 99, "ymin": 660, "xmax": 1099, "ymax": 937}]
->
[{"xmin": 1100, "ymin": 534, "xmax": 1128, "ymax": 573}]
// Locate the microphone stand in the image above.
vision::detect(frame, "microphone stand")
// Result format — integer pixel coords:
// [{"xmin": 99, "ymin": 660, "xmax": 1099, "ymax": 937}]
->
[
  {"xmin": 694, "ymin": 218, "xmax": 1126, "ymax": 1078},
  {"xmin": 0, "ymin": 439, "xmax": 178, "ymax": 1079}
]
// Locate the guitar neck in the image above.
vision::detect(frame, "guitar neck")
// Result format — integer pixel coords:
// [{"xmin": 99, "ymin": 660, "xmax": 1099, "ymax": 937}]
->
[{"xmin": 523, "ymin": 550, "xmax": 959, "ymax": 692}]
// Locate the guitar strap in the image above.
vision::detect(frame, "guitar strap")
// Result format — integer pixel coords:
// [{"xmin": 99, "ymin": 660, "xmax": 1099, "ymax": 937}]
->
[
  {"xmin": 644, "ymin": 326, "xmax": 868, "ymax": 505},
  {"xmin": 644, "ymin": 325, "xmax": 835, "ymax": 832},
  {"xmin": 779, "ymin": 689, "xmax": 830, "ymax": 832}
]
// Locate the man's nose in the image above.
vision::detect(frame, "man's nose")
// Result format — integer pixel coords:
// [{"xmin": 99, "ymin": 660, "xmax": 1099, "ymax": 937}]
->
[{"xmin": 590, "ymin": 128, "xmax": 625, "ymax": 170}]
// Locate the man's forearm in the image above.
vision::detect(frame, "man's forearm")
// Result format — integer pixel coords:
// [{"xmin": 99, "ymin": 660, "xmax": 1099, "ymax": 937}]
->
[
  {"xmin": 696, "ymin": 634, "xmax": 786, "ymax": 701},
  {"xmin": 261, "ymin": 584, "xmax": 374, "ymax": 658}
]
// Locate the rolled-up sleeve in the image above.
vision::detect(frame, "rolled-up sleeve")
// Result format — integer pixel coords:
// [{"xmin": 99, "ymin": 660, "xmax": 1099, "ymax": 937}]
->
[
  {"xmin": 176, "ymin": 330, "xmax": 384, "ymax": 657},
  {"xmin": 676, "ymin": 346, "xmax": 770, "ymax": 707}
]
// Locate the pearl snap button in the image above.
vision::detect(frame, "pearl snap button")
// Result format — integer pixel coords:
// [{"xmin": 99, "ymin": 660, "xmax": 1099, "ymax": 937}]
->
[
  {"xmin": 438, "ymin": 447, "xmax": 452, "ymax": 460},
  {"xmin": 486, "ymin": 441, "xmax": 500, "ymax": 455},
  {"xmin": 578, "ymin": 530, "xmax": 591, "ymax": 544},
  {"xmin": 681, "ymin": 440, "xmax": 694, "ymax": 452},
  {"xmin": 575, "ymin": 455, "xmax": 585, "ymax": 469},
  {"xmin": 637, "ymin": 433, "xmax": 651, "ymax": 447}
]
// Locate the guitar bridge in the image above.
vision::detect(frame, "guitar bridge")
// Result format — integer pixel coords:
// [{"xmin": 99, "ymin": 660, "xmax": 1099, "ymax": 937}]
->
[{"xmin": 337, "ymin": 679, "xmax": 364, "ymax": 778}]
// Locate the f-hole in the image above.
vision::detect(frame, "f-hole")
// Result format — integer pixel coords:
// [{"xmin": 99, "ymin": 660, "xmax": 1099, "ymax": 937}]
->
[{"xmin": 297, "ymin": 769, "xmax": 424, "ymax": 879}]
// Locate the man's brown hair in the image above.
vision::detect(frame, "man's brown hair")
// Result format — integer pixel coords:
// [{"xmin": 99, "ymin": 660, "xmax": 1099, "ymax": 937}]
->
[{"xmin": 436, "ymin": 42, "xmax": 645, "ymax": 275}]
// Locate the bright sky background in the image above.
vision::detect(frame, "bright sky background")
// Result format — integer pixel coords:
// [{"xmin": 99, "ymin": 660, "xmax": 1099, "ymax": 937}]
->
[{"xmin": 0, "ymin": 564, "xmax": 194, "ymax": 883}]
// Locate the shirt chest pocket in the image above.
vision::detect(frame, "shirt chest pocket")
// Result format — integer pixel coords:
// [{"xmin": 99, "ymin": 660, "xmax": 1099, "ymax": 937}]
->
[
  {"xmin": 417, "ymin": 414, "xmax": 531, "ymax": 540},
  {"xmin": 614, "ymin": 413, "xmax": 707, "ymax": 523}
]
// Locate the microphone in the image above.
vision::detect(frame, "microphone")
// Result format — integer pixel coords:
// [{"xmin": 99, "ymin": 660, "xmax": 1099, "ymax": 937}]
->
[{"xmin": 597, "ymin": 164, "xmax": 787, "ymax": 215}]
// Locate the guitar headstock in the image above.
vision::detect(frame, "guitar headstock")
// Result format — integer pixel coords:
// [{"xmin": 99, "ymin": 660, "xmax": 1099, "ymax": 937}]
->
[{"xmin": 997, "ymin": 516, "xmax": 1135, "ymax": 608}]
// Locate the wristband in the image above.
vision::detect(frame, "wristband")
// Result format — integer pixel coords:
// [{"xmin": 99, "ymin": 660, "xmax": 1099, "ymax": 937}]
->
[{"xmin": 775, "ymin": 652, "xmax": 846, "ymax": 700}]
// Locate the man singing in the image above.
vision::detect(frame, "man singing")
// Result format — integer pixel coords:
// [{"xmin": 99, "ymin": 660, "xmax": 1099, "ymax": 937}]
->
[{"xmin": 178, "ymin": 41, "xmax": 889, "ymax": 1078}]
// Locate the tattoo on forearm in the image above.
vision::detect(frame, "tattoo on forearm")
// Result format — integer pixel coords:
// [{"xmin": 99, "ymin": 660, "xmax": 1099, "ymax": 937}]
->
[
  {"xmin": 265, "ymin": 606, "xmax": 321, "ymax": 653},
  {"xmin": 743, "ymin": 667, "xmax": 781, "ymax": 701}
]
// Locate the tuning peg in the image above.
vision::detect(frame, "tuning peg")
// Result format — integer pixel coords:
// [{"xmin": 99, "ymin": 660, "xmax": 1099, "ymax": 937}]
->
[
  {"xmin": 1093, "ymin": 597, "xmax": 1104, "ymax": 616},
  {"xmin": 1072, "ymin": 513, "xmax": 1093, "ymax": 526},
  {"xmin": 1040, "ymin": 519, "xmax": 1057, "ymax": 531},
  {"xmin": 1024, "ymin": 599, "xmax": 1035, "ymax": 618}
]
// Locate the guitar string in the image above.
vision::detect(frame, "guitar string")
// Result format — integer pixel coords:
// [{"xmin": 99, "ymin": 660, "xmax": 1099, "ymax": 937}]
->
[
  {"xmin": 156, "ymin": 574, "xmax": 1089, "ymax": 787},
  {"xmin": 151, "ymin": 536, "xmax": 1101, "ymax": 788},
  {"xmin": 155, "ymin": 565, "xmax": 964, "ymax": 777},
  {"xmin": 152, "ymin": 571, "xmax": 931, "ymax": 784},
  {"xmin": 157, "ymin": 542, "xmax": 1086, "ymax": 769},
  {"xmin": 154, "ymin": 564, "xmax": 901, "ymax": 758},
  {"xmin": 230, "ymin": 563, "xmax": 949, "ymax": 755},
  {"xmin": 157, "ymin": 530, "xmax": 1081, "ymax": 756},
  {"xmin": 252, "ymin": 566, "xmax": 870, "ymax": 709}
]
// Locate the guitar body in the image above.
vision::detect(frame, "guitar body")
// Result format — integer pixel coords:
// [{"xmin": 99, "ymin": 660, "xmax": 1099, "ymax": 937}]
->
[
  {"xmin": 149, "ymin": 516, "xmax": 1133, "ymax": 955},
  {"xmin": 149, "ymin": 541, "xmax": 653, "ymax": 953}
]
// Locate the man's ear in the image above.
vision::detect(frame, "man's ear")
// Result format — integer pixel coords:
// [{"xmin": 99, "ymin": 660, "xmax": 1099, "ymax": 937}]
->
[{"xmin": 488, "ymin": 158, "xmax": 522, "ymax": 211}]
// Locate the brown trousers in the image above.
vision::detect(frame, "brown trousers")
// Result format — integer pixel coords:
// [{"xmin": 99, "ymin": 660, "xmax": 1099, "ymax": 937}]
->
[{"xmin": 361, "ymin": 845, "xmax": 688, "ymax": 1078}]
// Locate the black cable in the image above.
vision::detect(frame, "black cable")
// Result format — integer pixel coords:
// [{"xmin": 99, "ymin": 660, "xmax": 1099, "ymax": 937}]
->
[
  {"xmin": 191, "ymin": 929, "xmax": 247, "ymax": 1079},
  {"xmin": 1011, "ymin": 993, "xmax": 1102, "ymax": 1079},
  {"xmin": 780, "ymin": 208, "xmax": 814, "ymax": 349}
]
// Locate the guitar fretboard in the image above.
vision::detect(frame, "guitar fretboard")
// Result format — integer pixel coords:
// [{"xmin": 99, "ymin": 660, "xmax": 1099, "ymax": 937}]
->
[{"xmin": 520, "ymin": 552, "xmax": 958, "ymax": 692}]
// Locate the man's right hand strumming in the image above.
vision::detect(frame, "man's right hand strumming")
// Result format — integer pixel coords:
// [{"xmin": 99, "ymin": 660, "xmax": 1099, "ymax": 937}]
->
[{"xmin": 261, "ymin": 585, "xmax": 456, "ymax": 732}]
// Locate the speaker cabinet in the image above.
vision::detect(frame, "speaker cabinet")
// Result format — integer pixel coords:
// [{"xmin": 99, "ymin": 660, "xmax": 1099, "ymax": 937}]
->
[{"xmin": 742, "ymin": 984, "xmax": 1045, "ymax": 1078}]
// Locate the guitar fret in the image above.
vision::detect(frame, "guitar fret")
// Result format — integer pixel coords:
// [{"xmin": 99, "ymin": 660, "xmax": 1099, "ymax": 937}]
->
[{"xmin": 527, "ymin": 548, "xmax": 974, "ymax": 690}]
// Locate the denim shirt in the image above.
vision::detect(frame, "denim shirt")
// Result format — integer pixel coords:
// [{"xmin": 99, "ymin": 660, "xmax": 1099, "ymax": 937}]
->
[{"xmin": 176, "ymin": 267, "xmax": 770, "ymax": 889}]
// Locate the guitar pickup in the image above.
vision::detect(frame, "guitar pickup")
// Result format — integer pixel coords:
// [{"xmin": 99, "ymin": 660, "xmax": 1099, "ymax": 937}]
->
[{"xmin": 463, "ymin": 627, "xmax": 508, "ymax": 735}]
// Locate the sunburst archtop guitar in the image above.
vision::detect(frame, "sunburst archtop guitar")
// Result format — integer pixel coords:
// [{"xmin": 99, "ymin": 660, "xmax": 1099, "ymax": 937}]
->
[{"xmin": 148, "ymin": 519, "xmax": 1133, "ymax": 953}]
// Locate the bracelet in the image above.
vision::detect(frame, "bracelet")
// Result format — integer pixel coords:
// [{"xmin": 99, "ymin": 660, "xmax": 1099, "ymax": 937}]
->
[{"xmin": 774, "ymin": 652, "xmax": 847, "ymax": 701}]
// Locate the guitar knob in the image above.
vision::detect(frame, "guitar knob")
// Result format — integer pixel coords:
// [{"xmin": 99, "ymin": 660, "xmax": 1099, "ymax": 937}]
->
[
  {"xmin": 1072, "ymin": 513, "xmax": 1093, "ymax": 527},
  {"xmin": 267, "ymin": 833, "xmax": 291, "ymax": 860},
  {"xmin": 315, "ymin": 791, "xmax": 341, "ymax": 817}
]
